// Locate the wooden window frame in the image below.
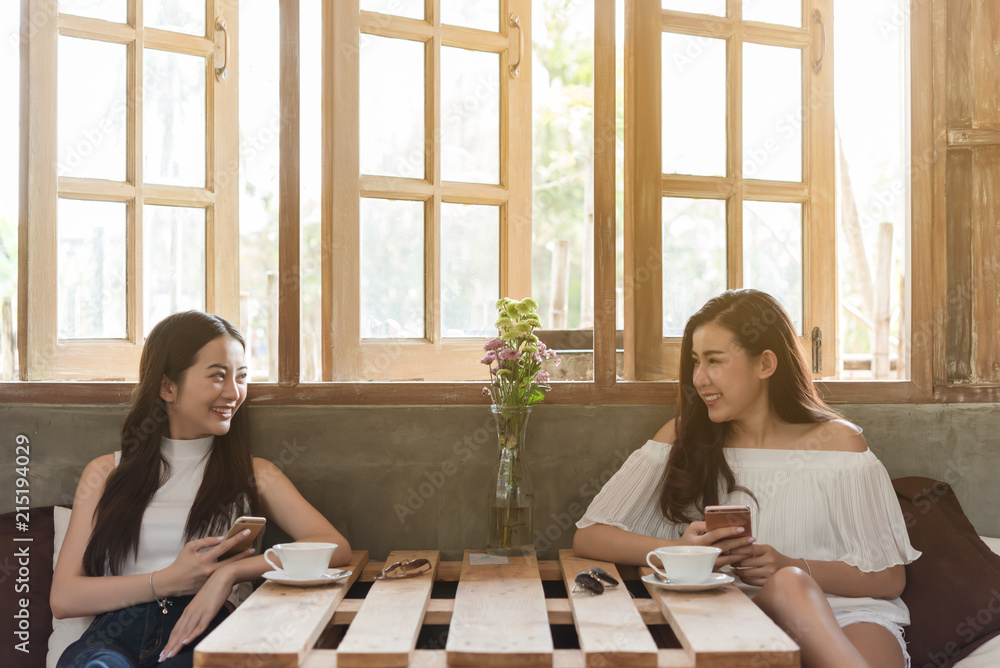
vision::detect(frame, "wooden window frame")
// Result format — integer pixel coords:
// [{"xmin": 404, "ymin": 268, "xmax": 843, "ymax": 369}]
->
[
  {"xmin": 624, "ymin": 0, "xmax": 836, "ymax": 382},
  {"xmin": 324, "ymin": 0, "xmax": 532, "ymax": 382},
  {"xmin": 17, "ymin": 0, "xmax": 239, "ymax": 380},
  {"xmin": 4, "ymin": 0, "xmax": 961, "ymax": 404}
]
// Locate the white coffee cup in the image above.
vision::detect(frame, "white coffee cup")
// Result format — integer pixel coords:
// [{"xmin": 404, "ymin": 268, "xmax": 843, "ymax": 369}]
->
[
  {"xmin": 264, "ymin": 542, "xmax": 337, "ymax": 580},
  {"xmin": 646, "ymin": 546, "xmax": 721, "ymax": 584}
]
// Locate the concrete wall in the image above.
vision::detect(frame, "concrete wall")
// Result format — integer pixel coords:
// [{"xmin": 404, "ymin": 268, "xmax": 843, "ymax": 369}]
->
[{"xmin": 2, "ymin": 402, "xmax": 998, "ymax": 560}]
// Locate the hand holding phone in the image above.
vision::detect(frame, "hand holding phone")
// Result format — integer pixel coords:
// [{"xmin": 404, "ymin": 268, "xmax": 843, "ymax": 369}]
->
[
  {"xmin": 219, "ymin": 516, "xmax": 266, "ymax": 560},
  {"xmin": 704, "ymin": 504, "xmax": 752, "ymax": 538}
]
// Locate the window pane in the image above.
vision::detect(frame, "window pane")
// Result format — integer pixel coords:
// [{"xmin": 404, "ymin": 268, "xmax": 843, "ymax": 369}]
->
[
  {"xmin": 743, "ymin": 43, "xmax": 802, "ymax": 182},
  {"xmin": 143, "ymin": 205, "xmax": 205, "ymax": 336},
  {"xmin": 144, "ymin": 48, "xmax": 206, "ymax": 187},
  {"xmin": 359, "ymin": 0, "xmax": 423, "ymax": 20},
  {"xmin": 144, "ymin": 0, "xmax": 206, "ymax": 36},
  {"xmin": 662, "ymin": 0, "xmax": 725, "ymax": 17},
  {"xmin": 300, "ymin": 0, "xmax": 322, "ymax": 380},
  {"xmin": 442, "ymin": 0, "xmax": 499, "ymax": 32},
  {"xmin": 743, "ymin": 201, "xmax": 802, "ymax": 332},
  {"xmin": 743, "ymin": 0, "xmax": 802, "ymax": 28},
  {"xmin": 441, "ymin": 203, "xmax": 498, "ymax": 337},
  {"xmin": 663, "ymin": 198, "xmax": 726, "ymax": 337},
  {"xmin": 59, "ymin": 0, "xmax": 126, "ymax": 23},
  {"xmin": 360, "ymin": 36, "xmax": 424, "ymax": 179},
  {"xmin": 532, "ymin": 0, "xmax": 595, "ymax": 335},
  {"xmin": 1, "ymin": 2, "xmax": 18, "ymax": 378},
  {"xmin": 662, "ymin": 33, "xmax": 725, "ymax": 177},
  {"xmin": 360, "ymin": 199, "xmax": 424, "ymax": 338},
  {"xmin": 441, "ymin": 47, "xmax": 499, "ymax": 184},
  {"xmin": 239, "ymin": 0, "xmax": 280, "ymax": 380},
  {"xmin": 835, "ymin": 1, "xmax": 907, "ymax": 379},
  {"xmin": 57, "ymin": 199, "xmax": 126, "ymax": 339},
  {"xmin": 58, "ymin": 37, "xmax": 127, "ymax": 181}
]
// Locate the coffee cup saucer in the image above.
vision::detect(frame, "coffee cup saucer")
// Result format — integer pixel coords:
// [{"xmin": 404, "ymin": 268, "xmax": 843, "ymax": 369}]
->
[
  {"xmin": 263, "ymin": 568, "xmax": 351, "ymax": 587},
  {"xmin": 641, "ymin": 572, "xmax": 734, "ymax": 592}
]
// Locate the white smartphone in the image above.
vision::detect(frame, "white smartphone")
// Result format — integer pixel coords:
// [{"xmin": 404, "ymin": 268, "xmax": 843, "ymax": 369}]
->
[{"xmin": 219, "ymin": 516, "xmax": 266, "ymax": 560}]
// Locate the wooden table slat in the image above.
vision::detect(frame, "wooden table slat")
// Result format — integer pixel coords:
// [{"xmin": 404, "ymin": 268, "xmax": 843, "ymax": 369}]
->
[
  {"xmin": 558, "ymin": 550, "xmax": 658, "ymax": 667},
  {"xmin": 445, "ymin": 550, "xmax": 554, "ymax": 667},
  {"xmin": 337, "ymin": 550, "xmax": 440, "ymax": 667},
  {"xmin": 194, "ymin": 551, "xmax": 369, "ymax": 668},
  {"xmin": 639, "ymin": 566, "xmax": 800, "ymax": 667}
]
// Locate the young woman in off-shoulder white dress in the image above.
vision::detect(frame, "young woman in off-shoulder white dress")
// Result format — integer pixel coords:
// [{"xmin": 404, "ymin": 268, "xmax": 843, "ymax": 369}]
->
[{"xmin": 573, "ymin": 290, "xmax": 919, "ymax": 668}]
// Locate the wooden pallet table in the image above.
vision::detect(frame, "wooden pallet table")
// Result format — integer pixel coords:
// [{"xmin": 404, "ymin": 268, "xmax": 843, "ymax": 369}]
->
[{"xmin": 194, "ymin": 549, "xmax": 800, "ymax": 668}]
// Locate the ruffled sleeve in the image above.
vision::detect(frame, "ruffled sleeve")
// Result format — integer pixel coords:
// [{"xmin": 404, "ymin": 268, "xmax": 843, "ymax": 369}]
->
[{"xmin": 576, "ymin": 440, "xmax": 682, "ymax": 541}]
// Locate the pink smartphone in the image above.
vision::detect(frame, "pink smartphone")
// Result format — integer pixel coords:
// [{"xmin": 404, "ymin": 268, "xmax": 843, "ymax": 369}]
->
[
  {"xmin": 218, "ymin": 516, "xmax": 266, "ymax": 560},
  {"xmin": 704, "ymin": 504, "xmax": 753, "ymax": 537}
]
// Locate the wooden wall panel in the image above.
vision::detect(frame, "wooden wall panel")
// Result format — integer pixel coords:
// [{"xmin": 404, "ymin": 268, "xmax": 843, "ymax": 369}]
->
[
  {"xmin": 972, "ymin": 148, "xmax": 1000, "ymax": 383},
  {"xmin": 945, "ymin": 150, "xmax": 973, "ymax": 381},
  {"xmin": 945, "ymin": 0, "xmax": 973, "ymax": 127}
]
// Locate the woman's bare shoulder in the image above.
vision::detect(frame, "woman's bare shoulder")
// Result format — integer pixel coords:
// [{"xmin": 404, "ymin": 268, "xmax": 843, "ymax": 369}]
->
[
  {"xmin": 653, "ymin": 419, "xmax": 676, "ymax": 444},
  {"xmin": 803, "ymin": 419, "xmax": 867, "ymax": 453}
]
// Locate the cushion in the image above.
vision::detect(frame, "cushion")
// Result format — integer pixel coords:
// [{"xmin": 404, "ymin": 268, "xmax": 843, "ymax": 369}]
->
[
  {"xmin": 895, "ymin": 477, "xmax": 1000, "ymax": 668},
  {"xmin": 0, "ymin": 506, "xmax": 54, "ymax": 668}
]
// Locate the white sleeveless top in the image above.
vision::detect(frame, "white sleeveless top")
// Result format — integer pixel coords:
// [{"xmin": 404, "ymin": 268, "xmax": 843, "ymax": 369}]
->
[
  {"xmin": 115, "ymin": 436, "xmax": 251, "ymax": 605},
  {"xmin": 578, "ymin": 439, "xmax": 921, "ymax": 624}
]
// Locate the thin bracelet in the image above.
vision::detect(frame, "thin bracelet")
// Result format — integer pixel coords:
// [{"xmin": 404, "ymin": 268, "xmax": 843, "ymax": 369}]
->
[
  {"xmin": 149, "ymin": 570, "xmax": 172, "ymax": 615},
  {"xmin": 801, "ymin": 558, "xmax": 813, "ymax": 578}
]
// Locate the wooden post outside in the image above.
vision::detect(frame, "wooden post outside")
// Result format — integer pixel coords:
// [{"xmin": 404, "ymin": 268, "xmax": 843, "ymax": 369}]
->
[
  {"xmin": 267, "ymin": 272, "xmax": 278, "ymax": 381},
  {"xmin": 549, "ymin": 240, "xmax": 570, "ymax": 329},
  {"xmin": 1, "ymin": 296, "xmax": 14, "ymax": 380},
  {"xmin": 874, "ymin": 223, "xmax": 893, "ymax": 378}
]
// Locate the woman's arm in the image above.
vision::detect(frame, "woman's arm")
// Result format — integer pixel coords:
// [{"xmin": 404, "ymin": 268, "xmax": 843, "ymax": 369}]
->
[
  {"xmin": 50, "ymin": 456, "xmax": 259, "ymax": 619},
  {"xmin": 51, "ymin": 455, "xmax": 150, "ymax": 619},
  {"xmin": 253, "ymin": 457, "xmax": 352, "ymax": 565},
  {"xmin": 731, "ymin": 544, "xmax": 906, "ymax": 599},
  {"xmin": 574, "ymin": 522, "xmax": 753, "ymax": 568}
]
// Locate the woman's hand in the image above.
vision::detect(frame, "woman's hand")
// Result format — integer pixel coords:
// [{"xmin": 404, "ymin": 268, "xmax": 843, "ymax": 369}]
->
[
  {"xmin": 679, "ymin": 521, "xmax": 756, "ymax": 570},
  {"xmin": 728, "ymin": 542, "xmax": 797, "ymax": 587},
  {"xmin": 158, "ymin": 568, "xmax": 235, "ymax": 663},
  {"xmin": 158, "ymin": 531, "xmax": 255, "ymax": 597}
]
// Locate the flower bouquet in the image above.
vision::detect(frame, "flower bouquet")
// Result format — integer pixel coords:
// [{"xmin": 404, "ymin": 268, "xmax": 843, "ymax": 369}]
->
[{"xmin": 480, "ymin": 298, "xmax": 558, "ymax": 556}]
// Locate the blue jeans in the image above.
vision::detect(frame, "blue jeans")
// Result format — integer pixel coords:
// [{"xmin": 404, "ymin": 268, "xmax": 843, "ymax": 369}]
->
[{"xmin": 57, "ymin": 596, "xmax": 230, "ymax": 668}]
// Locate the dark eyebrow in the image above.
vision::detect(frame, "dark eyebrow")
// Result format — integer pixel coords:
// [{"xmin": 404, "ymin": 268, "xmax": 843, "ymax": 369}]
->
[
  {"xmin": 692, "ymin": 350, "xmax": 728, "ymax": 357},
  {"xmin": 207, "ymin": 363, "xmax": 249, "ymax": 372}
]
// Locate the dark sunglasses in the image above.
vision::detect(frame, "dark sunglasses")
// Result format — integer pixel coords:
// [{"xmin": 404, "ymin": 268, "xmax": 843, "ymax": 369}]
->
[
  {"xmin": 374, "ymin": 558, "xmax": 432, "ymax": 580},
  {"xmin": 574, "ymin": 566, "xmax": 620, "ymax": 595}
]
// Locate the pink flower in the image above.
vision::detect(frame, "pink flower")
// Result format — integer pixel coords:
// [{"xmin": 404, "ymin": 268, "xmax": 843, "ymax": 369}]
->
[
  {"xmin": 535, "ymin": 371, "xmax": 550, "ymax": 384},
  {"xmin": 532, "ymin": 353, "xmax": 542, "ymax": 363},
  {"xmin": 483, "ymin": 337, "xmax": 504, "ymax": 351},
  {"xmin": 499, "ymin": 348, "xmax": 520, "ymax": 361},
  {"xmin": 480, "ymin": 351, "xmax": 497, "ymax": 364}
]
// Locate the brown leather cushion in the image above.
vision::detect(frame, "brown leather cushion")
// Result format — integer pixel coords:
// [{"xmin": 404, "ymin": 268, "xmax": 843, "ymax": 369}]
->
[
  {"xmin": 0, "ymin": 506, "xmax": 54, "ymax": 668},
  {"xmin": 895, "ymin": 477, "xmax": 1000, "ymax": 668}
]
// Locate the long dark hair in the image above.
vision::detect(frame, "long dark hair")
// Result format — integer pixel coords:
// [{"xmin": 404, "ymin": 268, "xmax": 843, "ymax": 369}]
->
[
  {"xmin": 660, "ymin": 290, "xmax": 840, "ymax": 523},
  {"xmin": 84, "ymin": 311, "xmax": 260, "ymax": 576}
]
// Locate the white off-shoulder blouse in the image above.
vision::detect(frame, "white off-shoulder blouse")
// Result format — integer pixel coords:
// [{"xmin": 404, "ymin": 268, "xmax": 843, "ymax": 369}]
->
[{"xmin": 577, "ymin": 439, "xmax": 922, "ymax": 624}]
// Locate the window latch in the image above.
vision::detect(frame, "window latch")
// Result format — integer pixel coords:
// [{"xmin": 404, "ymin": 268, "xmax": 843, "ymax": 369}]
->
[{"xmin": 811, "ymin": 327, "xmax": 822, "ymax": 374}]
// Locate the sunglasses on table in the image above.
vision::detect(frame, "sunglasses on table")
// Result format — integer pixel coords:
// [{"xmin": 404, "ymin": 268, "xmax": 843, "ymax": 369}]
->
[
  {"xmin": 374, "ymin": 558, "xmax": 432, "ymax": 580},
  {"xmin": 573, "ymin": 566, "xmax": 620, "ymax": 595}
]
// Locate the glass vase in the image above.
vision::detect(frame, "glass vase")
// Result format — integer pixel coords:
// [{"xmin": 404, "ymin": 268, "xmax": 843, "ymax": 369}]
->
[{"xmin": 486, "ymin": 405, "xmax": 535, "ymax": 557}]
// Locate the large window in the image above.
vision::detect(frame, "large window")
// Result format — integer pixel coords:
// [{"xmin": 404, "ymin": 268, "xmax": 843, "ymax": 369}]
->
[
  {"xmin": 624, "ymin": 0, "xmax": 835, "ymax": 380},
  {"xmin": 19, "ymin": 0, "xmax": 238, "ymax": 379},
  {"xmin": 5, "ymin": 0, "xmax": 940, "ymax": 403}
]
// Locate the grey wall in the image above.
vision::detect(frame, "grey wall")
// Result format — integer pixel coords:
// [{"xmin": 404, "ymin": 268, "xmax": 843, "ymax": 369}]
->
[{"xmin": 2, "ymin": 402, "xmax": 998, "ymax": 560}]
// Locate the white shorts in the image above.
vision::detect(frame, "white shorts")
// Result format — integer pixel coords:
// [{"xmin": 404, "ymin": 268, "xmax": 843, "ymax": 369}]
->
[{"xmin": 835, "ymin": 610, "xmax": 910, "ymax": 668}]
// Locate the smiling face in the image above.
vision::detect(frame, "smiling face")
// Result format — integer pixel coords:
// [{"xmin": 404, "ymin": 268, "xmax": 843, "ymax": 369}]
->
[
  {"xmin": 160, "ymin": 335, "xmax": 248, "ymax": 440},
  {"xmin": 690, "ymin": 322, "xmax": 774, "ymax": 424}
]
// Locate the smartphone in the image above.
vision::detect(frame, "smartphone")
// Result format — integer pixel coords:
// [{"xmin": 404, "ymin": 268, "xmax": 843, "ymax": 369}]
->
[
  {"xmin": 219, "ymin": 516, "xmax": 266, "ymax": 560},
  {"xmin": 704, "ymin": 504, "xmax": 752, "ymax": 538}
]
